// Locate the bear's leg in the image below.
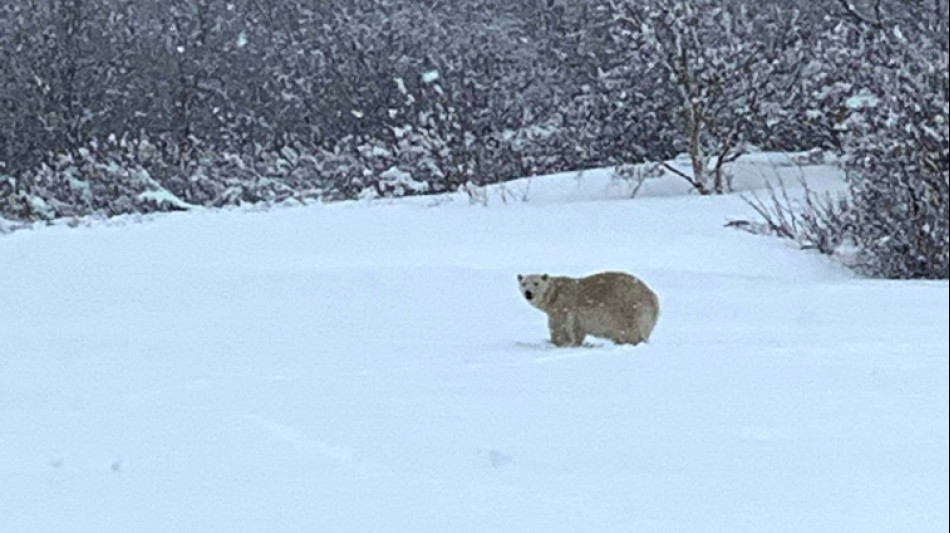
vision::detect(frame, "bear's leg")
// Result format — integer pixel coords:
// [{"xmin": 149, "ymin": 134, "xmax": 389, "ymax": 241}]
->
[
  {"xmin": 549, "ymin": 314, "xmax": 583, "ymax": 347},
  {"xmin": 550, "ymin": 326, "xmax": 573, "ymax": 347},
  {"xmin": 612, "ymin": 326, "xmax": 643, "ymax": 345},
  {"xmin": 548, "ymin": 315, "xmax": 569, "ymax": 346},
  {"xmin": 569, "ymin": 318, "xmax": 587, "ymax": 346}
]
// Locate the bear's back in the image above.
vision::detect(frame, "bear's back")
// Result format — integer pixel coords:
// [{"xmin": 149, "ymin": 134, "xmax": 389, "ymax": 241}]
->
[{"xmin": 579, "ymin": 271, "xmax": 639, "ymax": 295}]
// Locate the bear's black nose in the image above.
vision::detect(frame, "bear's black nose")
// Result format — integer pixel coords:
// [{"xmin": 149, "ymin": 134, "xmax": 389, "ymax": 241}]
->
[{"xmin": 524, "ymin": 290, "xmax": 533, "ymax": 301}]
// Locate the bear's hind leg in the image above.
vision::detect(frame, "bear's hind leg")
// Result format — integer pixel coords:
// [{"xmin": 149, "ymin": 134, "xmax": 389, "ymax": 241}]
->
[{"xmin": 611, "ymin": 326, "xmax": 643, "ymax": 346}]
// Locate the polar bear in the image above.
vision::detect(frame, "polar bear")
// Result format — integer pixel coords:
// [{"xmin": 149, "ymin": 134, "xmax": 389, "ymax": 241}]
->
[{"xmin": 517, "ymin": 271, "xmax": 659, "ymax": 347}]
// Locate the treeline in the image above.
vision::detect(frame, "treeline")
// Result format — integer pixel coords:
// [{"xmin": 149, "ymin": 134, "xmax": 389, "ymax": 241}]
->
[{"xmin": 1, "ymin": 0, "xmax": 947, "ymax": 277}]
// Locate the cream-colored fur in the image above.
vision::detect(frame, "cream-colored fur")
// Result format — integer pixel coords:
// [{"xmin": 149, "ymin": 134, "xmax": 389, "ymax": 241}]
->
[{"xmin": 517, "ymin": 271, "xmax": 659, "ymax": 347}]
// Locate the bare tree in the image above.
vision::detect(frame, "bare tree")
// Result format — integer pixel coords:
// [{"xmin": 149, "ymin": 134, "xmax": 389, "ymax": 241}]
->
[{"xmin": 608, "ymin": 0, "xmax": 807, "ymax": 194}]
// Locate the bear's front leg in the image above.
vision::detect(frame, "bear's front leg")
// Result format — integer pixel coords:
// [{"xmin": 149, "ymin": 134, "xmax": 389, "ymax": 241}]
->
[
  {"xmin": 569, "ymin": 316, "xmax": 587, "ymax": 346},
  {"xmin": 548, "ymin": 313, "xmax": 583, "ymax": 347}
]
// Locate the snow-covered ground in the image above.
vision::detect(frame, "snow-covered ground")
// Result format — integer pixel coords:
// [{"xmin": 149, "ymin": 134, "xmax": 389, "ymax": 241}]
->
[{"xmin": 1, "ymin": 157, "xmax": 947, "ymax": 533}]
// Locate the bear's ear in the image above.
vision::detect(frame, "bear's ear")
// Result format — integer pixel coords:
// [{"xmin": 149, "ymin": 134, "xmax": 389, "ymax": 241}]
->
[
  {"xmin": 541, "ymin": 274, "xmax": 549, "ymax": 281},
  {"xmin": 517, "ymin": 274, "xmax": 523, "ymax": 282}
]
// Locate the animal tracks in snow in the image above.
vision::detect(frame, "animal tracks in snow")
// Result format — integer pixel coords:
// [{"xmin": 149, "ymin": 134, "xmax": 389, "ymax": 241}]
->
[{"xmin": 241, "ymin": 414, "xmax": 376, "ymax": 477}]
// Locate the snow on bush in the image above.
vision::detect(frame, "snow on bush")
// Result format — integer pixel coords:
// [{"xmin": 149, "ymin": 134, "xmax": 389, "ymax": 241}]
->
[
  {"xmin": 21, "ymin": 136, "xmax": 189, "ymax": 219},
  {"xmin": 733, "ymin": 2, "xmax": 948, "ymax": 279}
]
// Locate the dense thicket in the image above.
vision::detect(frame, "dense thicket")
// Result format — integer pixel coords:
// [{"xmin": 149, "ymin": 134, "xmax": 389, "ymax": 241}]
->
[{"xmin": 1, "ymin": 0, "xmax": 946, "ymax": 277}]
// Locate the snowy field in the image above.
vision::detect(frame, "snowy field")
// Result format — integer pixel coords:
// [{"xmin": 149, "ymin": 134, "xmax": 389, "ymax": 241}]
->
[{"xmin": 1, "ymin": 156, "xmax": 947, "ymax": 533}]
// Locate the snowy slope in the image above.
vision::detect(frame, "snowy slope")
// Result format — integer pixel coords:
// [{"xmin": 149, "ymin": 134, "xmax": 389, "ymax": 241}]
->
[{"xmin": 1, "ymin": 159, "xmax": 947, "ymax": 533}]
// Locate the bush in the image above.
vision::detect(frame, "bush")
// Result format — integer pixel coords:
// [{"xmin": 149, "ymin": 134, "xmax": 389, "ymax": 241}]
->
[
  {"xmin": 828, "ymin": 16, "xmax": 948, "ymax": 278},
  {"xmin": 737, "ymin": 5, "xmax": 948, "ymax": 279}
]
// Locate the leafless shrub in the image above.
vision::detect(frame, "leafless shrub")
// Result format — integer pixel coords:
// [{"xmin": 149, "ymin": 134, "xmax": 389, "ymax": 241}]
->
[
  {"xmin": 729, "ymin": 174, "xmax": 852, "ymax": 255},
  {"xmin": 611, "ymin": 162, "xmax": 665, "ymax": 198}
]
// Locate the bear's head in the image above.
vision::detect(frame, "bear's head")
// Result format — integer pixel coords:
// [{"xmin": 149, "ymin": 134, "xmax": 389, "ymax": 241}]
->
[{"xmin": 517, "ymin": 273, "xmax": 551, "ymax": 308}]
